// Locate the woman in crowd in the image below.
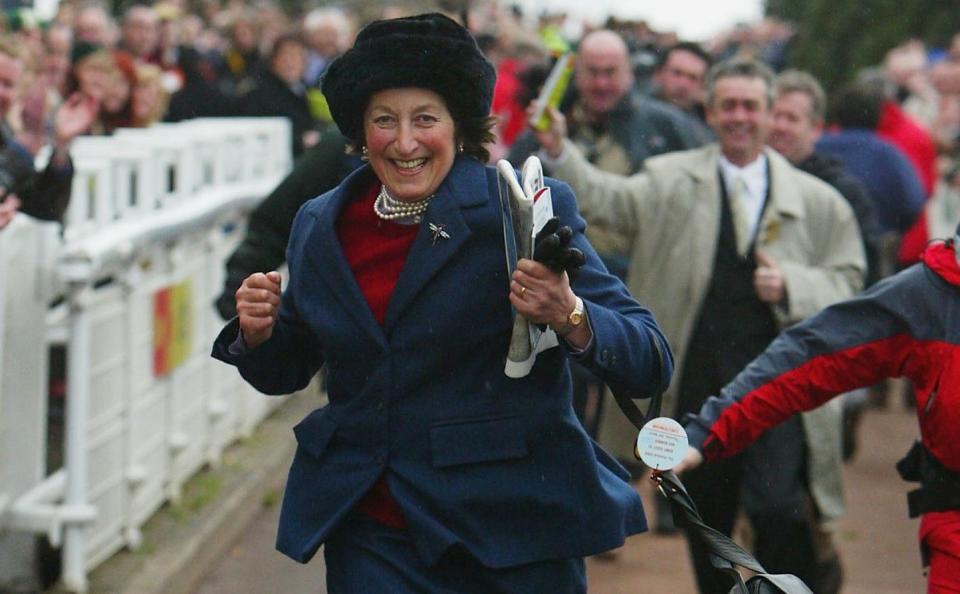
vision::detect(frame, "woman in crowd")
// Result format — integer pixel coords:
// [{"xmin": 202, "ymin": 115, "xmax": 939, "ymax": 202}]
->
[
  {"xmin": 66, "ymin": 47, "xmax": 136, "ymax": 134},
  {"xmin": 131, "ymin": 62, "xmax": 170, "ymax": 127},
  {"xmin": 212, "ymin": 13, "xmax": 672, "ymax": 593}
]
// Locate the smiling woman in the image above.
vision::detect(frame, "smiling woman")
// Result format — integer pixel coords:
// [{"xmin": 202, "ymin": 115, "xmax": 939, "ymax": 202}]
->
[
  {"xmin": 363, "ymin": 88, "xmax": 457, "ymax": 204},
  {"xmin": 211, "ymin": 12, "xmax": 674, "ymax": 594}
]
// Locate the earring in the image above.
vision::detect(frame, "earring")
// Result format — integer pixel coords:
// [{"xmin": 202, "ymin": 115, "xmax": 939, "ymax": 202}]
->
[
  {"xmin": 458, "ymin": 143, "xmax": 464, "ymax": 154},
  {"xmin": 361, "ymin": 146, "xmax": 369, "ymax": 161}
]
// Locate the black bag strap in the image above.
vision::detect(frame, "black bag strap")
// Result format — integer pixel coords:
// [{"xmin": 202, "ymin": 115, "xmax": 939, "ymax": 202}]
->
[
  {"xmin": 607, "ymin": 388, "xmax": 811, "ymax": 594},
  {"xmin": 655, "ymin": 471, "xmax": 766, "ymax": 573},
  {"xmin": 652, "ymin": 471, "xmax": 813, "ymax": 594},
  {"xmin": 608, "ymin": 325, "xmax": 667, "ymax": 429},
  {"xmin": 609, "ymin": 385, "xmax": 662, "ymax": 430}
]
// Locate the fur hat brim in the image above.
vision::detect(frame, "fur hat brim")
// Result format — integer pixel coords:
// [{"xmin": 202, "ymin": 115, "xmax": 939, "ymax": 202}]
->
[{"xmin": 321, "ymin": 13, "xmax": 495, "ymax": 141}]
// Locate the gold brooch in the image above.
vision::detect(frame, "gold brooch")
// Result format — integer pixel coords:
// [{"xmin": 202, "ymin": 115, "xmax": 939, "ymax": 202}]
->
[{"xmin": 760, "ymin": 219, "xmax": 780, "ymax": 245}]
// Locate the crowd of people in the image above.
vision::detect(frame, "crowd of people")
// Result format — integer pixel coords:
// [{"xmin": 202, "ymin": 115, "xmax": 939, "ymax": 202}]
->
[{"xmin": 2, "ymin": 1, "xmax": 959, "ymax": 593}]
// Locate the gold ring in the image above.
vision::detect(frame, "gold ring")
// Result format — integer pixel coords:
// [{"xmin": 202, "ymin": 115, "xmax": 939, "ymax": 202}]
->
[{"xmin": 519, "ymin": 286, "xmax": 527, "ymax": 297}]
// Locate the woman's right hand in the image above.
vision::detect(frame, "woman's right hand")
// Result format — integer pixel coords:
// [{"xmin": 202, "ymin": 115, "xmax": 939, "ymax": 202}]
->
[{"xmin": 236, "ymin": 271, "xmax": 282, "ymax": 348}]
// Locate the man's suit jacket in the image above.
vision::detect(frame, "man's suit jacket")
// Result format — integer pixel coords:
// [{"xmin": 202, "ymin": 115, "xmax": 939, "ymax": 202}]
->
[
  {"xmin": 549, "ymin": 142, "xmax": 866, "ymax": 523},
  {"xmin": 212, "ymin": 156, "xmax": 673, "ymax": 567}
]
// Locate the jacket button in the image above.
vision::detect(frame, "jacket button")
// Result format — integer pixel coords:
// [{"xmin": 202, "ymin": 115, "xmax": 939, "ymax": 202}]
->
[
  {"xmin": 376, "ymin": 400, "xmax": 385, "ymax": 412},
  {"xmin": 601, "ymin": 349, "xmax": 610, "ymax": 362}
]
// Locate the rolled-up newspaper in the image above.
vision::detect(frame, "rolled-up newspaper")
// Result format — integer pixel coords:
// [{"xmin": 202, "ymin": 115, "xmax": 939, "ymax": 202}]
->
[
  {"xmin": 497, "ymin": 156, "xmax": 559, "ymax": 378},
  {"xmin": 529, "ymin": 53, "xmax": 575, "ymax": 132}
]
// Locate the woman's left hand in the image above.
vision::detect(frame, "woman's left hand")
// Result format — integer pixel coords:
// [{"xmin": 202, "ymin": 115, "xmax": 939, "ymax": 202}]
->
[{"xmin": 510, "ymin": 258, "xmax": 576, "ymax": 333}]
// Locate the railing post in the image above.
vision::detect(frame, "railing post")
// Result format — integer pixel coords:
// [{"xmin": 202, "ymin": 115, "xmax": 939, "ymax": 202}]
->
[
  {"xmin": 61, "ymin": 276, "xmax": 93, "ymax": 594},
  {"xmin": 0, "ymin": 218, "xmax": 55, "ymax": 592}
]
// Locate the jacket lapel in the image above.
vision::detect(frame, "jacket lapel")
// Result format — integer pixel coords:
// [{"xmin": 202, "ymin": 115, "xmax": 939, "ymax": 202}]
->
[
  {"xmin": 384, "ymin": 157, "xmax": 487, "ymax": 332},
  {"xmin": 302, "ymin": 167, "xmax": 386, "ymax": 346},
  {"xmin": 757, "ymin": 148, "xmax": 804, "ymax": 249}
]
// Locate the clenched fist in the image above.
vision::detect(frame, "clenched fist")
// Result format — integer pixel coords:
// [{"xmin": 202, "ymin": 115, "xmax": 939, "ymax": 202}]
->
[{"xmin": 237, "ymin": 271, "xmax": 282, "ymax": 348}]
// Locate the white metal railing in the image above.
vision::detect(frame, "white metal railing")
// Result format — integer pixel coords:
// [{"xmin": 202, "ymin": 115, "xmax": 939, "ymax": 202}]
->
[{"xmin": 0, "ymin": 118, "xmax": 293, "ymax": 592}]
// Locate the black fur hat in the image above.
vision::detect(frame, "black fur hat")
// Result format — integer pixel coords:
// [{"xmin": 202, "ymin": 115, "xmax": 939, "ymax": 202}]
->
[{"xmin": 321, "ymin": 13, "xmax": 496, "ymax": 141}]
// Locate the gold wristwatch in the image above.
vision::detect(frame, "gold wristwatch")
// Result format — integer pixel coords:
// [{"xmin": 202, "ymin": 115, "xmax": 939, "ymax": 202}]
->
[{"xmin": 567, "ymin": 296, "xmax": 584, "ymax": 328}]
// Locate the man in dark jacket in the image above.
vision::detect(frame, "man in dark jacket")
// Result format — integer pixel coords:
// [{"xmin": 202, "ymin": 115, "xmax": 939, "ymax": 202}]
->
[
  {"xmin": 215, "ymin": 130, "xmax": 360, "ymax": 319},
  {"xmin": 509, "ymin": 29, "xmax": 703, "ymax": 281},
  {"xmin": 242, "ymin": 33, "xmax": 321, "ymax": 158},
  {"xmin": 815, "ymin": 80, "xmax": 925, "ymax": 249},
  {"xmin": 769, "ymin": 70, "xmax": 882, "ymax": 286},
  {"xmin": 649, "ymin": 41, "xmax": 714, "ymax": 144}
]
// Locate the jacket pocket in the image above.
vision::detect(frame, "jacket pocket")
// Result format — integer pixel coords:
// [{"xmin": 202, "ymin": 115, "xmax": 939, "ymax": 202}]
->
[
  {"xmin": 293, "ymin": 407, "xmax": 337, "ymax": 459},
  {"xmin": 430, "ymin": 415, "xmax": 528, "ymax": 468}
]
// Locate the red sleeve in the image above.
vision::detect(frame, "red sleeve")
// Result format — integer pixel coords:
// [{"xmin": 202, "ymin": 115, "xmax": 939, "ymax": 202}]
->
[{"xmin": 703, "ymin": 334, "xmax": 915, "ymax": 460}]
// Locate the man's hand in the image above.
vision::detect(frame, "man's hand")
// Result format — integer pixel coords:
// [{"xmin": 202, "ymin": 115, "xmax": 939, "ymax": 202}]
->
[
  {"xmin": 236, "ymin": 271, "xmax": 282, "ymax": 348},
  {"xmin": 528, "ymin": 104, "xmax": 568, "ymax": 159},
  {"xmin": 672, "ymin": 446, "xmax": 704, "ymax": 475},
  {"xmin": 0, "ymin": 194, "xmax": 22, "ymax": 230},
  {"xmin": 754, "ymin": 250, "xmax": 786, "ymax": 304},
  {"xmin": 302, "ymin": 130, "xmax": 320, "ymax": 150}
]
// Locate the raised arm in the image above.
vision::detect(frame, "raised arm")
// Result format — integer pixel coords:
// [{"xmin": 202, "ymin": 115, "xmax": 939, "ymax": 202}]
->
[
  {"xmin": 684, "ymin": 269, "xmax": 919, "ymax": 463},
  {"xmin": 211, "ymin": 206, "xmax": 325, "ymax": 394},
  {"xmin": 531, "ymin": 106, "xmax": 654, "ymax": 239}
]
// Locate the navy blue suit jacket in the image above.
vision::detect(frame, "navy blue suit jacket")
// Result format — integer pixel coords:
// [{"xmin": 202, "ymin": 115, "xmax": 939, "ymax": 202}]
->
[{"xmin": 212, "ymin": 156, "xmax": 673, "ymax": 568}]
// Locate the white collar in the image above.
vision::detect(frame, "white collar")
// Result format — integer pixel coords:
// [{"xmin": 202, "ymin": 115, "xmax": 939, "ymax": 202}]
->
[
  {"xmin": 718, "ymin": 152, "xmax": 769, "ymax": 237},
  {"xmin": 718, "ymin": 152, "xmax": 767, "ymax": 195}
]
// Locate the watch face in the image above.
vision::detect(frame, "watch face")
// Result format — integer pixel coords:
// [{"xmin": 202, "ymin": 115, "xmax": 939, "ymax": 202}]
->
[{"xmin": 569, "ymin": 311, "xmax": 583, "ymax": 325}]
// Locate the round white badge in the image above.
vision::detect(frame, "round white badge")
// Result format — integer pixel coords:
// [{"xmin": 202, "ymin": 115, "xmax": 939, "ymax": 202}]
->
[{"xmin": 634, "ymin": 417, "xmax": 689, "ymax": 470}]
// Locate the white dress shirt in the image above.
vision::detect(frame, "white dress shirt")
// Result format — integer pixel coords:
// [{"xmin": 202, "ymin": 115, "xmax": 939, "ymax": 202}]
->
[{"xmin": 718, "ymin": 153, "xmax": 768, "ymax": 240}]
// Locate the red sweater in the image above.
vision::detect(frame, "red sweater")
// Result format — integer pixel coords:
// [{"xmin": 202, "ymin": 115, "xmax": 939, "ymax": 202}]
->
[{"xmin": 335, "ymin": 182, "xmax": 419, "ymax": 529}]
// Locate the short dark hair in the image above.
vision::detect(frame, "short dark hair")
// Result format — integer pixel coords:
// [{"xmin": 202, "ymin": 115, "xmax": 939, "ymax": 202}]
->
[
  {"xmin": 705, "ymin": 57, "xmax": 775, "ymax": 107},
  {"xmin": 269, "ymin": 32, "xmax": 306, "ymax": 61},
  {"xmin": 455, "ymin": 115, "xmax": 497, "ymax": 163},
  {"xmin": 656, "ymin": 41, "xmax": 712, "ymax": 72},
  {"xmin": 827, "ymin": 79, "xmax": 884, "ymax": 129}
]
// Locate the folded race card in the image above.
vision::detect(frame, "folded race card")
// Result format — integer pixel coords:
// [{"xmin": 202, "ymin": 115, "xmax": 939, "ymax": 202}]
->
[{"xmin": 497, "ymin": 156, "xmax": 559, "ymax": 378}]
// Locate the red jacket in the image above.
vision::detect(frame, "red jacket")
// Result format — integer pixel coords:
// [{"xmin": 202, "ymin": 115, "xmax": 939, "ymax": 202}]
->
[{"xmin": 685, "ymin": 240, "xmax": 960, "ymax": 560}]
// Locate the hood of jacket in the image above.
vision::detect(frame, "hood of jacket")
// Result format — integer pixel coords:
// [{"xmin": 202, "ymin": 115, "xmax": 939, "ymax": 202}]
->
[{"xmin": 922, "ymin": 240, "xmax": 960, "ymax": 287}]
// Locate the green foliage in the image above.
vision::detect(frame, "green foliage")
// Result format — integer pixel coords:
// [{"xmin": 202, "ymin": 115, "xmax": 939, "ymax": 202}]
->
[{"xmin": 765, "ymin": 0, "xmax": 960, "ymax": 91}]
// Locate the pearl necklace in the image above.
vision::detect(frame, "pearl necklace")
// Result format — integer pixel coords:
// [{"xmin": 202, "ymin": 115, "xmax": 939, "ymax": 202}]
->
[{"xmin": 373, "ymin": 185, "xmax": 433, "ymax": 222}]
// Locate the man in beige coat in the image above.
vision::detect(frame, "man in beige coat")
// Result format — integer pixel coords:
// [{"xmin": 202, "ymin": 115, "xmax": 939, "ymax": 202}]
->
[{"xmin": 533, "ymin": 57, "xmax": 865, "ymax": 594}]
